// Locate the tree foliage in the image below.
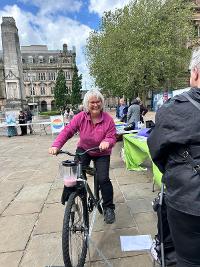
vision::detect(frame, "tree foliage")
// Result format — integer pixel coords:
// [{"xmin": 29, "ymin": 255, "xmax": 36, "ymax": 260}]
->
[
  {"xmin": 71, "ymin": 65, "xmax": 82, "ymax": 107},
  {"xmin": 54, "ymin": 69, "xmax": 69, "ymax": 109},
  {"xmin": 86, "ymin": 0, "xmax": 194, "ymax": 99}
]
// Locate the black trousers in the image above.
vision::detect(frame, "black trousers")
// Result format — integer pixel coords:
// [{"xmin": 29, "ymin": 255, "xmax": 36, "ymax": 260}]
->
[
  {"xmin": 167, "ymin": 205, "xmax": 200, "ymax": 267},
  {"xmin": 76, "ymin": 148, "xmax": 115, "ymax": 209}
]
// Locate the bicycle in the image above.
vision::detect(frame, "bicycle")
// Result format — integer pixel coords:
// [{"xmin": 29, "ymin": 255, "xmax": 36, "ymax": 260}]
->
[{"xmin": 58, "ymin": 147, "xmax": 103, "ymax": 267}]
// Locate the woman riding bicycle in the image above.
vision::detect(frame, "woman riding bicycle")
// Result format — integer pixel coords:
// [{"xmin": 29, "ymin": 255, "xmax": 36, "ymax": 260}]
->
[{"xmin": 49, "ymin": 89, "xmax": 116, "ymax": 224}]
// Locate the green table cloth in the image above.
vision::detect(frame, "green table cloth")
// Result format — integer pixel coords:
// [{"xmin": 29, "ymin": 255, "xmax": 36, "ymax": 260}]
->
[{"xmin": 123, "ymin": 133, "xmax": 162, "ymax": 186}]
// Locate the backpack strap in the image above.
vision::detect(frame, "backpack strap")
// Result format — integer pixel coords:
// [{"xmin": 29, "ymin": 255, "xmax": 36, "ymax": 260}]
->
[
  {"xmin": 178, "ymin": 149, "xmax": 200, "ymax": 175},
  {"xmin": 182, "ymin": 92, "xmax": 200, "ymax": 111},
  {"xmin": 177, "ymin": 92, "xmax": 200, "ymax": 174}
]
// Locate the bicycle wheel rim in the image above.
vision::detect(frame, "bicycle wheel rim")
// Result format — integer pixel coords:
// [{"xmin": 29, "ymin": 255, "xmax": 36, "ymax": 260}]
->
[{"xmin": 62, "ymin": 192, "xmax": 88, "ymax": 267}]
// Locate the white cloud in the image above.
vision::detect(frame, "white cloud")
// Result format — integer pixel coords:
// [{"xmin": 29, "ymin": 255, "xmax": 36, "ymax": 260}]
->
[
  {"xmin": 19, "ymin": 0, "xmax": 82, "ymax": 15},
  {"xmin": 89, "ymin": 0, "xmax": 131, "ymax": 16},
  {"xmin": 0, "ymin": 4, "xmax": 94, "ymax": 88}
]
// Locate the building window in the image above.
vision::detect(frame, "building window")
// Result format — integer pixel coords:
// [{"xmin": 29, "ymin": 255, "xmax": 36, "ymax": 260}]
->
[
  {"xmin": 49, "ymin": 56, "xmax": 54, "ymax": 63},
  {"xmin": 30, "ymin": 87, "xmax": 35, "ymax": 96},
  {"xmin": 40, "ymin": 86, "xmax": 45, "ymax": 95},
  {"xmin": 38, "ymin": 72, "xmax": 46, "ymax": 81},
  {"xmin": 38, "ymin": 56, "xmax": 43, "ymax": 63},
  {"xmin": 65, "ymin": 71, "xmax": 71, "ymax": 80},
  {"xmin": 63, "ymin": 57, "xmax": 70, "ymax": 63},
  {"xmin": 49, "ymin": 72, "xmax": 56, "ymax": 81},
  {"xmin": 28, "ymin": 56, "xmax": 33, "ymax": 64},
  {"xmin": 51, "ymin": 87, "xmax": 54, "ymax": 94}
]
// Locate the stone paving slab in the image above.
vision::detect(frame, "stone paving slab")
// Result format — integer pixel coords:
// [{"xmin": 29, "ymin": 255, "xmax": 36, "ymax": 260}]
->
[
  {"xmin": 127, "ymin": 197, "xmax": 154, "ymax": 214},
  {"xmin": 0, "ymin": 214, "xmax": 38, "ymax": 252},
  {"xmin": 92, "ymin": 203, "xmax": 136, "ymax": 232},
  {"xmin": 85, "ymin": 254, "xmax": 153, "ymax": 267},
  {"xmin": 133, "ymin": 212, "xmax": 157, "ymax": 237},
  {"xmin": 120, "ymin": 183, "xmax": 155, "ymax": 200},
  {"xmin": 0, "ymin": 190, "xmax": 23, "ymax": 215},
  {"xmin": 0, "ymin": 251, "xmax": 23, "ymax": 267},
  {"xmin": 20, "ymin": 233, "xmax": 63, "ymax": 267},
  {"xmin": 33, "ymin": 203, "xmax": 65, "ymax": 235},
  {"xmin": 115, "ymin": 171, "xmax": 152, "ymax": 185},
  {"xmin": 88, "ymin": 228, "xmax": 147, "ymax": 261},
  {"xmin": 15, "ymin": 184, "xmax": 51, "ymax": 202},
  {"xmin": 2, "ymin": 200, "xmax": 44, "ymax": 216},
  {"xmin": 46, "ymin": 188, "xmax": 63, "ymax": 204}
]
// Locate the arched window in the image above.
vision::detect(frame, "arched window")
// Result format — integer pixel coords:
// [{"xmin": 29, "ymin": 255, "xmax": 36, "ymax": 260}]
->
[
  {"xmin": 38, "ymin": 56, "xmax": 44, "ymax": 63},
  {"xmin": 28, "ymin": 56, "xmax": 33, "ymax": 64},
  {"xmin": 49, "ymin": 56, "xmax": 54, "ymax": 63}
]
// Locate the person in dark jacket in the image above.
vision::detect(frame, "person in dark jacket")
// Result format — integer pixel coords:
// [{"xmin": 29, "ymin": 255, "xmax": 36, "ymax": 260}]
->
[
  {"xmin": 136, "ymin": 97, "xmax": 148, "ymax": 123},
  {"xmin": 18, "ymin": 111, "xmax": 27, "ymax": 136},
  {"xmin": 25, "ymin": 109, "xmax": 33, "ymax": 134},
  {"xmin": 116, "ymin": 98, "xmax": 128, "ymax": 122},
  {"xmin": 147, "ymin": 49, "xmax": 200, "ymax": 267}
]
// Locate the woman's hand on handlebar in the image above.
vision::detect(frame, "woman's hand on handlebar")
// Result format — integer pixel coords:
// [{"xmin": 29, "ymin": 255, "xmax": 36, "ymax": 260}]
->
[
  {"xmin": 49, "ymin": 147, "xmax": 60, "ymax": 155},
  {"xmin": 99, "ymin": 141, "xmax": 109, "ymax": 151}
]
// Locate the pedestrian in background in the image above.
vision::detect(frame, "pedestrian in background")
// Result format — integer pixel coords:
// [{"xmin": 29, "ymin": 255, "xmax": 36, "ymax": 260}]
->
[
  {"xmin": 116, "ymin": 98, "xmax": 128, "ymax": 122},
  {"xmin": 127, "ymin": 99, "xmax": 140, "ymax": 129},
  {"xmin": 18, "ymin": 110, "xmax": 27, "ymax": 136},
  {"xmin": 25, "ymin": 109, "xmax": 33, "ymax": 134},
  {"xmin": 136, "ymin": 97, "xmax": 148, "ymax": 123},
  {"xmin": 6, "ymin": 113, "xmax": 17, "ymax": 137}
]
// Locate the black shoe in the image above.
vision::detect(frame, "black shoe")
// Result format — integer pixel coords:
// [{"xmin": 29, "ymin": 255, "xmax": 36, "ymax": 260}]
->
[{"xmin": 104, "ymin": 208, "xmax": 115, "ymax": 224}]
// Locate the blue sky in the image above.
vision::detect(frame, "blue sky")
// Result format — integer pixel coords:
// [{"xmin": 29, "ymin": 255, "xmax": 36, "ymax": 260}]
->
[{"xmin": 0, "ymin": 0, "xmax": 131, "ymax": 88}]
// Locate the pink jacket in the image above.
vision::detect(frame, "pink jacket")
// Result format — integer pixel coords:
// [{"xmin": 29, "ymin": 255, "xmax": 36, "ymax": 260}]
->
[{"xmin": 52, "ymin": 111, "xmax": 116, "ymax": 156}]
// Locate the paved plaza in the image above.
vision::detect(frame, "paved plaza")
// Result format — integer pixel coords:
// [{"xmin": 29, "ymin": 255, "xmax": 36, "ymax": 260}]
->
[{"xmin": 0, "ymin": 117, "xmax": 159, "ymax": 267}]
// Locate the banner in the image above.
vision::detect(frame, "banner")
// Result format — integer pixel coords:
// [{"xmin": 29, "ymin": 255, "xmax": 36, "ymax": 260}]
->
[{"xmin": 50, "ymin": 115, "xmax": 64, "ymax": 134}]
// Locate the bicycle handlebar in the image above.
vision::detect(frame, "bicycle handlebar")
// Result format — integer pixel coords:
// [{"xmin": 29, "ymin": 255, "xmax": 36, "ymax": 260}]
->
[{"xmin": 58, "ymin": 146, "xmax": 100, "ymax": 157}]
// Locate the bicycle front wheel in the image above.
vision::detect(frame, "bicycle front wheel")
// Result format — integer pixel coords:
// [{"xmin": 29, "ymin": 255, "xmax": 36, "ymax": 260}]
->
[{"xmin": 62, "ymin": 191, "xmax": 89, "ymax": 267}]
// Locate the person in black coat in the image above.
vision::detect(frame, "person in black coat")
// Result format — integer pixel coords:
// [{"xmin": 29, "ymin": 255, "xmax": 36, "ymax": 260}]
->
[
  {"xmin": 18, "ymin": 111, "xmax": 27, "ymax": 135},
  {"xmin": 147, "ymin": 49, "xmax": 200, "ymax": 267},
  {"xmin": 25, "ymin": 109, "xmax": 33, "ymax": 134}
]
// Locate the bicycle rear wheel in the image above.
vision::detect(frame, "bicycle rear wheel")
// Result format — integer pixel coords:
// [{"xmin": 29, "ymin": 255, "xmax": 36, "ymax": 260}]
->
[{"xmin": 62, "ymin": 191, "xmax": 89, "ymax": 267}]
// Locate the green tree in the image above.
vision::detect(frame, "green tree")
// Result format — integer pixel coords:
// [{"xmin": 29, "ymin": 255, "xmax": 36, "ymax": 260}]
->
[
  {"xmin": 54, "ymin": 69, "xmax": 69, "ymax": 109},
  {"xmin": 86, "ymin": 0, "xmax": 194, "ymax": 100},
  {"xmin": 71, "ymin": 65, "xmax": 82, "ymax": 107}
]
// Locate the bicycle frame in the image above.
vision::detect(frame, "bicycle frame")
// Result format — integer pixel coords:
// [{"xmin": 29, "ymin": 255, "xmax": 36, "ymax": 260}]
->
[{"xmin": 59, "ymin": 147, "xmax": 102, "ymax": 211}]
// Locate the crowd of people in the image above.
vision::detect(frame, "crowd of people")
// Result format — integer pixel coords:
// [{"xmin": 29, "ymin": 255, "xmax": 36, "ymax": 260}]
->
[{"xmin": 116, "ymin": 97, "xmax": 148, "ymax": 129}]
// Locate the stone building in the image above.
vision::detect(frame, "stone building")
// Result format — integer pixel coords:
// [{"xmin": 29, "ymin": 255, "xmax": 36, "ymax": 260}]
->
[
  {"xmin": 21, "ymin": 43, "xmax": 76, "ymax": 112},
  {"xmin": 0, "ymin": 17, "xmax": 76, "ymax": 112}
]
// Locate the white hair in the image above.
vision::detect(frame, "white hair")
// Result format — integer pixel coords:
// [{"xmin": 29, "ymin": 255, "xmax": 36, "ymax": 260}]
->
[
  {"xmin": 189, "ymin": 48, "xmax": 200, "ymax": 71},
  {"xmin": 83, "ymin": 89, "xmax": 104, "ymax": 112}
]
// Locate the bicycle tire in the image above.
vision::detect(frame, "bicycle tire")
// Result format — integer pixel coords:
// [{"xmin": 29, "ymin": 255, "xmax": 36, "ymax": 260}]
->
[{"xmin": 62, "ymin": 191, "xmax": 89, "ymax": 267}]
